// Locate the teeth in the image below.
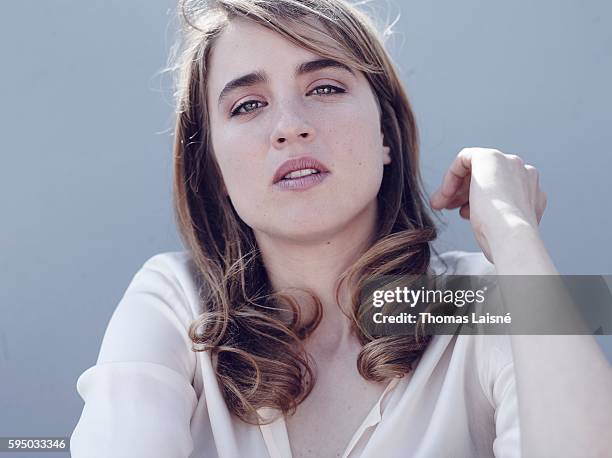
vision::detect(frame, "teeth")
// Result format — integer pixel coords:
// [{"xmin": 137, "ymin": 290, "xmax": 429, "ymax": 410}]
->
[{"xmin": 283, "ymin": 168, "xmax": 320, "ymax": 180}]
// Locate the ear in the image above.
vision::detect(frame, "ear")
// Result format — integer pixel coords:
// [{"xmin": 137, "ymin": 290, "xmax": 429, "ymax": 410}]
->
[
  {"xmin": 380, "ymin": 128, "xmax": 391, "ymax": 164},
  {"xmin": 380, "ymin": 130, "xmax": 391, "ymax": 165},
  {"xmin": 382, "ymin": 144, "xmax": 391, "ymax": 165}
]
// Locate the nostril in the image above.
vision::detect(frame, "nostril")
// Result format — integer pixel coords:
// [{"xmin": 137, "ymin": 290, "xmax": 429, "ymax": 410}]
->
[{"xmin": 300, "ymin": 132, "xmax": 309, "ymax": 138}]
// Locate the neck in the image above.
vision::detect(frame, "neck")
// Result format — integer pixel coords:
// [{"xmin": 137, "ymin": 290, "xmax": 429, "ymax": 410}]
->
[{"xmin": 254, "ymin": 203, "xmax": 378, "ymax": 354}]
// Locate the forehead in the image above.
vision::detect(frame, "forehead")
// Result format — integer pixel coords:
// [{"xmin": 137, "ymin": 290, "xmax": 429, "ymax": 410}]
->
[{"xmin": 207, "ymin": 17, "xmax": 351, "ymax": 87}]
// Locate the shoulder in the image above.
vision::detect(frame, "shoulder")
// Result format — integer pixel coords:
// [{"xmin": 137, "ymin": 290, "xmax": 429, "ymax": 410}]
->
[
  {"xmin": 429, "ymin": 251, "xmax": 514, "ymax": 402},
  {"xmin": 92, "ymin": 250, "xmax": 203, "ymax": 372},
  {"xmin": 430, "ymin": 249, "xmax": 496, "ymax": 275},
  {"xmin": 126, "ymin": 250, "xmax": 203, "ymax": 324},
  {"xmin": 71, "ymin": 251, "xmax": 204, "ymax": 457},
  {"xmin": 97, "ymin": 249, "xmax": 202, "ymax": 351},
  {"xmin": 135, "ymin": 250, "xmax": 198, "ymax": 293}
]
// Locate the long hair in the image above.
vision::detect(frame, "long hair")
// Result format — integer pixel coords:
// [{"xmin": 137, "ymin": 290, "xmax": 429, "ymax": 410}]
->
[{"xmin": 167, "ymin": 0, "xmax": 440, "ymax": 425}]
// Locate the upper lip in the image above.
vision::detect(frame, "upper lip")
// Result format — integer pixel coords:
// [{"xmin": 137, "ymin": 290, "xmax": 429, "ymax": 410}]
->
[{"xmin": 272, "ymin": 156, "xmax": 330, "ymax": 184}]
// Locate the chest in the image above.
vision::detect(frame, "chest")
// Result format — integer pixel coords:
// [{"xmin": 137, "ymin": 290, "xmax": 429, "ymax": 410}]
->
[{"xmin": 284, "ymin": 362, "xmax": 388, "ymax": 458}]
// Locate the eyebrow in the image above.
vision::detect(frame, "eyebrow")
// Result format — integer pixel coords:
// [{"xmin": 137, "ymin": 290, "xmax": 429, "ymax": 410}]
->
[{"xmin": 217, "ymin": 58, "xmax": 355, "ymax": 106}]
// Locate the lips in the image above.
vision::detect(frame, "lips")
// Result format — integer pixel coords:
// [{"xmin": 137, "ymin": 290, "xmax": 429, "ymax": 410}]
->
[{"xmin": 272, "ymin": 156, "xmax": 330, "ymax": 184}]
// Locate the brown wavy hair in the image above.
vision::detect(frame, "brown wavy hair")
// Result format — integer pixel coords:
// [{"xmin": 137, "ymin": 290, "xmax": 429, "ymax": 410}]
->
[{"xmin": 167, "ymin": 0, "xmax": 441, "ymax": 425}]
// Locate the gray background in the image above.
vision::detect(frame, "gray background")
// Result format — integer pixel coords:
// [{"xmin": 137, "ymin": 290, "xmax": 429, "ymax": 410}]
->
[{"xmin": 1, "ymin": 0, "xmax": 610, "ymax": 454}]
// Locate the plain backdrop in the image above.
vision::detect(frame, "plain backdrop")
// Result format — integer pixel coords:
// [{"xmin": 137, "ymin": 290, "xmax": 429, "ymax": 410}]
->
[{"xmin": 1, "ymin": 0, "xmax": 610, "ymax": 454}]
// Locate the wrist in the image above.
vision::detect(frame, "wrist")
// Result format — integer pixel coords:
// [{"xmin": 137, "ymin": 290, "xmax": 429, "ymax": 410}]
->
[
  {"xmin": 486, "ymin": 218, "xmax": 539, "ymax": 252},
  {"xmin": 486, "ymin": 221, "xmax": 557, "ymax": 274}
]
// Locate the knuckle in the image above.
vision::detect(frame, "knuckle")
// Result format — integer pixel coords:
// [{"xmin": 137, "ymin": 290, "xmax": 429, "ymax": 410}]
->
[
  {"xmin": 525, "ymin": 164, "xmax": 539, "ymax": 177},
  {"xmin": 488, "ymin": 149, "xmax": 504, "ymax": 159},
  {"xmin": 459, "ymin": 146, "xmax": 478, "ymax": 157},
  {"xmin": 507, "ymin": 154, "xmax": 524, "ymax": 164},
  {"xmin": 462, "ymin": 146, "xmax": 487, "ymax": 154}
]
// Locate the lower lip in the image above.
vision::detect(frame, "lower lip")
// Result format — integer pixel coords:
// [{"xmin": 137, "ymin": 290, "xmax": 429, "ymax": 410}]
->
[{"xmin": 274, "ymin": 172, "xmax": 330, "ymax": 191}]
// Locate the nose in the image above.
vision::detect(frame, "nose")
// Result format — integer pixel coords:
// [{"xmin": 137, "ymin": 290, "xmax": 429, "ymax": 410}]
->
[{"xmin": 270, "ymin": 104, "xmax": 315, "ymax": 148}]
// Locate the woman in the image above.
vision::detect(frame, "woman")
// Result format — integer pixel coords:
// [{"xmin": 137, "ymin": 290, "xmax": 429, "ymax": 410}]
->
[{"xmin": 70, "ymin": 1, "xmax": 612, "ymax": 457}]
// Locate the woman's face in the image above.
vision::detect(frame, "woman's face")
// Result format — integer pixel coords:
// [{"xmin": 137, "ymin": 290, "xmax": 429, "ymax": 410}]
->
[{"xmin": 206, "ymin": 17, "xmax": 390, "ymax": 243}]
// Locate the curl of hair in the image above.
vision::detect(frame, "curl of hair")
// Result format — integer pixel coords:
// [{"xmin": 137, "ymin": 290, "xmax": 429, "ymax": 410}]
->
[{"xmin": 167, "ymin": 0, "xmax": 442, "ymax": 425}]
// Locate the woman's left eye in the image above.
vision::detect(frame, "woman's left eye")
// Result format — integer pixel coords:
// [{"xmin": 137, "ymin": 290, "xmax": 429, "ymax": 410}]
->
[{"xmin": 308, "ymin": 85, "xmax": 346, "ymax": 96}]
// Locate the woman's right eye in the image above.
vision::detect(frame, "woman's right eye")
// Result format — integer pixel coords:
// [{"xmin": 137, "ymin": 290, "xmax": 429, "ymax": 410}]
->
[{"xmin": 230, "ymin": 100, "xmax": 267, "ymax": 117}]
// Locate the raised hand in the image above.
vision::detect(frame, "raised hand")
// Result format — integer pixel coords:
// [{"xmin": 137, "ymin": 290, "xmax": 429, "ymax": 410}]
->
[{"xmin": 429, "ymin": 147, "xmax": 547, "ymax": 262}]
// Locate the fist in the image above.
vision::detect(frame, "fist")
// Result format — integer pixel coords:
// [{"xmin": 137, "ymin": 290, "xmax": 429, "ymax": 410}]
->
[{"xmin": 429, "ymin": 147, "xmax": 547, "ymax": 262}]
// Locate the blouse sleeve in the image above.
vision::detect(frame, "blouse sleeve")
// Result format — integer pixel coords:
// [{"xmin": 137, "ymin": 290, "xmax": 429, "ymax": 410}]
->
[
  {"xmin": 70, "ymin": 254, "xmax": 199, "ymax": 458},
  {"xmin": 474, "ymin": 334, "xmax": 522, "ymax": 458},
  {"xmin": 458, "ymin": 252, "xmax": 521, "ymax": 457},
  {"xmin": 491, "ymin": 361, "xmax": 521, "ymax": 457}
]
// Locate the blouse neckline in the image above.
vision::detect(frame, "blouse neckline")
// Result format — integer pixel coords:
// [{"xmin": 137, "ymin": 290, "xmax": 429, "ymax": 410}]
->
[{"xmin": 257, "ymin": 375, "xmax": 402, "ymax": 458}]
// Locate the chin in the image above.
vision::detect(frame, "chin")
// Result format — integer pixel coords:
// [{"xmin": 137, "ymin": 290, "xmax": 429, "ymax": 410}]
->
[{"xmin": 254, "ymin": 216, "xmax": 343, "ymax": 244}]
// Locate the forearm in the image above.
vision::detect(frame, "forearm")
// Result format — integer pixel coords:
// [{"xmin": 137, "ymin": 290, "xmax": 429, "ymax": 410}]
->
[{"xmin": 489, "ymin": 224, "xmax": 612, "ymax": 457}]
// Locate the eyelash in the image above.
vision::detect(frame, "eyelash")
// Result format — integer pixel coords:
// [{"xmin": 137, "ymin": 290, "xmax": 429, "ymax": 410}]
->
[{"xmin": 229, "ymin": 84, "xmax": 346, "ymax": 117}]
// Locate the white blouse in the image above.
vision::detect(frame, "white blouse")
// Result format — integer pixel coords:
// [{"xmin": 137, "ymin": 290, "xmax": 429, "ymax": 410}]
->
[{"xmin": 70, "ymin": 250, "xmax": 520, "ymax": 458}]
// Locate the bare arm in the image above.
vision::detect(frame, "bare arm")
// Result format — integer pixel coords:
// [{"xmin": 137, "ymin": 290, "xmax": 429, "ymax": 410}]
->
[
  {"xmin": 431, "ymin": 147, "xmax": 612, "ymax": 457},
  {"xmin": 490, "ymin": 223, "xmax": 612, "ymax": 457}
]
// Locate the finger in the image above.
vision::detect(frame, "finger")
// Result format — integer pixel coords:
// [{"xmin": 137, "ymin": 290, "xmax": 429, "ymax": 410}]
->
[
  {"xmin": 430, "ymin": 174, "xmax": 467, "ymax": 209},
  {"xmin": 446, "ymin": 190, "xmax": 470, "ymax": 210},
  {"xmin": 524, "ymin": 164, "xmax": 544, "ymax": 223},
  {"xmin": 524, "ymin": 164, "xmax": 539, "ymax": 189},
  {"xmin": 536, "ymin": 189, "xmax": 547, "ymax": 224},
  {"xmin": 507, "ymin": 154, "xmax": 525, "ymax": 167},
  {"xmin": 459, "ymin": 202, "xmax": 470, "ymax": 220},
  {"xmin": 443, "ymin": 151, "xmax": 472, "ymax": 195},
  {"xmin": 436, "ymin": 175, "xmax": 471, "ymax": 209},
  {"xmin": 431, "ymin": 149, "xmax": 474, "ymax": 208}
]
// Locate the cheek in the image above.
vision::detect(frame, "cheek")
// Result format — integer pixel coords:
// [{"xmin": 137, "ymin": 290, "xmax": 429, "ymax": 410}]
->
[
  {"xmin": 324, "ymin": 102, "xmax": 385, "ymax": 183},
  {"xmin": 211, "ymin": 125, "xmax": 264, "ymax": 192},
  {"xmin": 210, "ymin": 127, "xmax": 271, "ymax": 226}
]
